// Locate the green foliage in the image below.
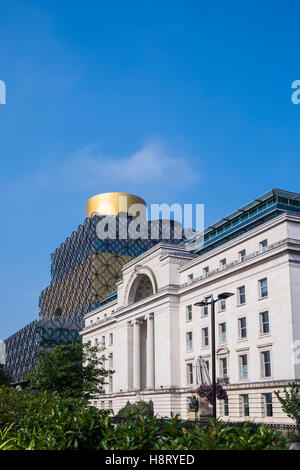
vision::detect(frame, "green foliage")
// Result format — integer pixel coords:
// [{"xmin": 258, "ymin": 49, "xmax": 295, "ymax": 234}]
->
[
  {"xmin": 0, "ymin": 386, "xmax": 110, "ymax": 450},
  {"xmin": 275, "ymin": 383, "xmax": 300, "ymax": 431},
  {"xmin": 0, "ymin": 365, "xmax": 11, "ymax": 386},
  {"xmin": 117, "ymin": 400, "xmax": 154, "ymax": 419},
  {"xmin": 53, "ymin": 307, "xmax": 63, "ymax": 317},
  {"xmin": 0, "ymin": 424, "xmax": 17, "ymax": 450},
  {"xmin": 0, "ymin": 387, "xmax": 289, "ymax": 450},
  {"xmin": 101, "ymin": 416, "xmax": 288, "ymax": 450},
  {"xmin": 26, "ymin": 341, "xmax": 113, "ymax": 399}
]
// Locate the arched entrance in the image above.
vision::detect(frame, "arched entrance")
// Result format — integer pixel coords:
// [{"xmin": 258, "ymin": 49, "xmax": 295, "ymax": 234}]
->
[{"xmin": 128, "ymin": 274, "xmax": 154, "ymax": 305}]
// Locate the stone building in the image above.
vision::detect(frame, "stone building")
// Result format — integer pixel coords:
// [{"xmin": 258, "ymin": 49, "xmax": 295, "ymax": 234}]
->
[{"xmin": 81, "ymin": 189, "xmax": 300, "ymax": 424}]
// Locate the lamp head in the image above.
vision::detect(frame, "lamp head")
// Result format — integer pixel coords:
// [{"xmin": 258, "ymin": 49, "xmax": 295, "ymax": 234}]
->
[{"xmin": 217, "ymin": 292, "xmax": 234, "ymax": 300}]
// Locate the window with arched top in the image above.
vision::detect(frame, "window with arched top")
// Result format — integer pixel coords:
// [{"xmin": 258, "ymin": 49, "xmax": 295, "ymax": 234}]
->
[{"xmin": 128, "ymin": 274, "xmax": 154, "ymax": 305}]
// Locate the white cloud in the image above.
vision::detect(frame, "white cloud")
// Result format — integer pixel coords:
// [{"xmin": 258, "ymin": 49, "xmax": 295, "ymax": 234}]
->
[
  {"xmin": 12, "ymin": 140, "xmax": 200, "ymax": 201},
  {"xmin": 61, "ymin": 141, "xmax": 200, "ymax": 195}
]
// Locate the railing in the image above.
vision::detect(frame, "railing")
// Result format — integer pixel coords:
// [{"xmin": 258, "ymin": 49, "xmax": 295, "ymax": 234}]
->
[
  {"xmin": 180, "ymin": 237, "xmax": 296, "ymax": 289},
  {"xmin": 82, "ymin": 313, "xmax": 114, "ymax": 331},
  {"xmin": 109, "ymin": 415, "xmax": 297, "ymax": 431}
]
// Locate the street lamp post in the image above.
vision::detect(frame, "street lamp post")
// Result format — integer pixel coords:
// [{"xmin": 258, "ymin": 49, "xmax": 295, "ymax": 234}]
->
[{"xmin": 195, "ymin": 292, "xmax": 234, "ymax": 420}]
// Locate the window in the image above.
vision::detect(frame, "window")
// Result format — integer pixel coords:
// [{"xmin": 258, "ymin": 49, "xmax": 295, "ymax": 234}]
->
[
  {"xmin": 237, "ymin": 286, "xmax": 246, "ymax": 305},
  {"xmin": 101, "ymin": 336, "xmax": 105, "ymax": 347},
  {"xmin": 186, "ymin": 331, "xmax": 193, "ymax": 350},
  {"xmin": 261, "ymin": 351, "xmax": 271, "ymax": 377},
  {"xmin": 109, "ymin": 376, "xmax": 113, "ymax": 392},
  {"xmin": 223, "ymin": 396, "xmax": 229, "ymax": 416},
  {"xmin": 263, "ymin": 393, "xmax": 273, "ymax": 417},
  {"xmin": 109, "ymin": 353, "xmax": 113, "ymax": 369},
  {"xmin": 109, "ymin": 333, "xmax": 113, "ymax": 346},
  {"xmin": 219, "ymin": 298, "xmax": 226, "ymax": 311},
  {"xmin": 187, "ymin": 363, "xmax": 193, "ymax": 385},
  {"xmin": 101, "ymin": 401, "xmax": 105, "ymax": 409},
  {"xmin": 108, "ymin": 400, "xmax": 113, "ymax": 409},
  {"xmin": 260, "ymin": 239, "xmax": 268, "ymax": 252},
  {"xmin": 241, "ymin": 394, "xmax": 249, "ymax": 416},
  {"xmin": 202, "ymin": 304, "xmax": 208, "ymax": 317},
  {"xmin": 186, "ymin": 305, "xmax": 192, "ymax": 322},
  {"xmin": 219, "ymin": 358, "xmax": 228, "ymax": 378},
  {"xmin": 259, "ymin": 278, "xmax": 268, "ymax": 298},
  {"xmin": 238, "ymin": 317, "xmax": 247, "ymax": 339},
  {"xmin": 260, "ymin": 311, "xmax": 270, "ymax": 334},
  {"xmin": 239, "ymin": 354, "xmax": 248, "ymax": 380},
  {"xmin": 95, "ymin": 338, "xmax": 99, "ymax": 346},
  {"xmin": 239, "ymin": 249, "xmax": 246, "ymax": 261},
  {"xmin": 220, "ymin": 258, "xmax": 227, "ymax": 269},
  {"xmin": 203, "ymin": 266, "xmax": 209, "ymax": 276},
  {"xmin": 219, "ymin": 323, "xmax": 226, "ymax": 343},
  {"xmin": 188, "ymin": 274, "xmax": 194, "ymax": 284},
  {"xmin": 202, "ymin": 327, "xmax": 209, "ymax": 347}
]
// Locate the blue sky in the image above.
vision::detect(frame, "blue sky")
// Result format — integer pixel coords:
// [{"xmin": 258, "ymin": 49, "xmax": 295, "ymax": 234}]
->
[{"xmin": 1, "ymin": 0, "xmax": 300, "ymax": 338}]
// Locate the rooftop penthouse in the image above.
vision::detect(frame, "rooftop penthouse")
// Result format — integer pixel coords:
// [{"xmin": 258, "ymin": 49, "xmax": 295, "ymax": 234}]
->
[{"xmin": 184, "ymin": 188, "xmax": 300, "ymax": 253}]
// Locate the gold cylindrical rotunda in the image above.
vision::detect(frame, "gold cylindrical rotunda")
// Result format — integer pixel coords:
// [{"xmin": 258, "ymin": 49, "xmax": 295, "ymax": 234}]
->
[{"xmin": 86, "ymin": 192, "xmax": 146, "ymax": 218}]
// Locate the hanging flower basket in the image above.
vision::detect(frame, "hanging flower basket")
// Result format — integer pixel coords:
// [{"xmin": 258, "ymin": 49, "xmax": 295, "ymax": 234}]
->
[{"xmin": 196, "ymin": 383, "xmax": 227, "ymax": 404}]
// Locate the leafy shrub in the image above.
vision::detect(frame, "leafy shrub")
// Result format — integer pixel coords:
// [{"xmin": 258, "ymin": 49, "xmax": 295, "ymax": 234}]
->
[
  {"xmin": 0, "ymin": 387, "xmax": 289, "ymax": 450},
  {"xmin": 0, "ymin": 425, "xmax": 17, "ymax": 450},
  {"xmin": 0, "ymin": 386, "xmax": 109, "ymax": 450},
  {"xmin": 117, "ymin": 400, "xmax": 154, "ymax": 419},
  {"xmin": 101, "ymin": 415, "xmax": 288, "ymax": 450}
]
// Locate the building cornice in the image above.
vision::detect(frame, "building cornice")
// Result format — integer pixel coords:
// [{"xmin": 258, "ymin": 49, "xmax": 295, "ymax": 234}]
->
[
  {"xmin": 84, "ymin": 299, "xmax": 118, "ymax": 319},
  {"xmin": 121, "ymin": 242, "xmax": 188, "ymax": 272},
  {"xmin": 179, "ymin": 212, "xmax": 298, "ymax": 273},
  {"xmin": 178, "ymin": 237, "xmax": 300, "ymax": 295}
]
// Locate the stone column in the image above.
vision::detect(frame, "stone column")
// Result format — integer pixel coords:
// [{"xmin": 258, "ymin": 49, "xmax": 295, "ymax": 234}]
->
[
  {"xmin": 145, "ymin": 313, "xmax": 155, "ymax": 389},
  {"xmin": 132, "ymin": 320, "xmax": 141, "ymax": 390}
]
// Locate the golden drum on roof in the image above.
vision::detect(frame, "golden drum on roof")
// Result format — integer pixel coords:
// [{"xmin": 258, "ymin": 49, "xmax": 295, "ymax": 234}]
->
[{"xmin": 86, "ymin": 192, "xmax": 146, "ymax": 218}]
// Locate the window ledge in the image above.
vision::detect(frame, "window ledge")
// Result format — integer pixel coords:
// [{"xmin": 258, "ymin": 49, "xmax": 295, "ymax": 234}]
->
[{"xmin": 259, "ymin": 333, "xmax": 271, "ymax": 338}]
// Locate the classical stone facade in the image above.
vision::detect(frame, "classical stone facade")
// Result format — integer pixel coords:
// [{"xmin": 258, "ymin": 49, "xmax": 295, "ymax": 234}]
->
[{"xmin": 81, "ymin": 189, "xmax": 300, "ymax": 424}]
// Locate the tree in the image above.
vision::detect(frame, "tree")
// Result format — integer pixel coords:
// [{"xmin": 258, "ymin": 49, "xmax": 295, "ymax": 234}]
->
[
  {"xmin": 0, "ymin": 364, "xmax": 11, "ymax": 386},
  {"xmin": 27, "ymin": 341, "xmax": 113, "ymax": 399},
  {"xmin": 53, "ymin": 307, "xmax": 63, "ymax": 317},
  {"xmin": 275, "ymin": 382, "xmax": 300, "ymax": 432},
  {"xmin": 117, "ymin": 400, "xmax": 154, "ymax": 419}
]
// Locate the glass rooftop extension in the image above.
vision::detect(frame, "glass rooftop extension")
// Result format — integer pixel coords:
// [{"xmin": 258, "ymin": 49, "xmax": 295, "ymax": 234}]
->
[
  {"xmin": 88, "ymin": 290, "xmax": 118, "ymax": 312},
  {"xmin": 184, "ymin": 188, "xmax": 300, "ymax": 254}
]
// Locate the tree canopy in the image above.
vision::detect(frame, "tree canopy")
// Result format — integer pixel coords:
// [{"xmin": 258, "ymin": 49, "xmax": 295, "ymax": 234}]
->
[
  {"xmin": 0, "ymin": 364, "xmax": 11, "ymax": 386},
  {"xmin": 27, "ymin": 341, "xmax": 113, "ymax": 399},
  {"xmin": 275, "ymin": 382, "xmax": 300, "ymax": 431}
]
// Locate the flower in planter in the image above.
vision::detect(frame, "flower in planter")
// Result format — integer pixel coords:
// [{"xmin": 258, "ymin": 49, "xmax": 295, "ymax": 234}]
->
[{"xmin": 196, "ymin": 383, "xmax": 227, "ymax": 403}]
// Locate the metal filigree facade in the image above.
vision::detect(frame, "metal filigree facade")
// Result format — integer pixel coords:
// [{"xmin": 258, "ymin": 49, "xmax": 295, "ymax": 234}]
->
[
  {"xmin": 4, "ymin": 318, "xmax": 81, "ymax": 383},
  {"xmin": 40, "ymin": 215, "xmax": 185, "ymax": 326},
  {"xmin": 4, "ymin": 214, "xmax": 186, "ymax": 384}
]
